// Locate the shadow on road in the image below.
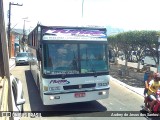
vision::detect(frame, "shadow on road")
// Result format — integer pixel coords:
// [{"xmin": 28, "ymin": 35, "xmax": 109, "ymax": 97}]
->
[
  {"xmin": 16, "ymin": 64, "xmax": 29, "ymax": 66},
  {"xmin": 24, "ymin": 70, "xmax": 107, "ymax": 117}
]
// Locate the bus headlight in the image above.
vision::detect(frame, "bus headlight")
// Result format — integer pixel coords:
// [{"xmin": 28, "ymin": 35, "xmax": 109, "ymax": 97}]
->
[
  {"xmin": 98, "ymin": 91, "xmax": 107, "ymax": 95},
  {"xmin": 98, "ymin": 82, "xmax": 109, "ymax": 87},
  {"xmin": 49, "ymin": 86, "xmax": 61, "ymax": 91},
  {"xmin": 98, "ymin": 83, "xmax": 103, "ymax": 86},
  {"xmin": 50, "ymin": 96, "xmax": 54, "ymax": 100},
  {"xmin": 49, "ymin": 96, "xmax": 60, "ymax": 100},
  {"xmin": 102, "ymin": 83, "xmax": 108, "ymax": 86},
  {"xmin": 43, "ymin": 86, "xmax": 48, "ymax": 91}
]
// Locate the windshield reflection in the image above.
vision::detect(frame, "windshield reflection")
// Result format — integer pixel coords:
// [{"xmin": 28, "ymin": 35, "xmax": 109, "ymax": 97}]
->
[
  {"xmin": 43, "ymin": 44, "xmax": 79, "ymax": 74},
  {"xmin": 80, "ymin": 44, "xmax": 107, "ymax": 73},
  {"xmin": 43, "ymin": 43, "xmax": 108, "ymax": 75}
]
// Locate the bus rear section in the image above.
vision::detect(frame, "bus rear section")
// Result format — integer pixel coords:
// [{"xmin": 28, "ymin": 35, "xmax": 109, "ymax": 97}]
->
[{"xmin": 28, "ymin": 25, "xmax": 110, "ymax": 105}]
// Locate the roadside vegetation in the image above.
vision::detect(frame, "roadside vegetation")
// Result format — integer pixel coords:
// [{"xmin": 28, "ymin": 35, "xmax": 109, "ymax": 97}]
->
[{"xmin": 108, "ymin": 31, "xmax": 160, "ymax": 72}]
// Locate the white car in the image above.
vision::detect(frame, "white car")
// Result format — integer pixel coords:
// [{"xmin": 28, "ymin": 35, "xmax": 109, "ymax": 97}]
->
[
  {"xmin": 15, "ymin": 52, "xmax": 31, "ymax": 65},
  {"xmin": 141, "ymin": 56, "xmax": 157, "ymax": 67},
  {"xmin": 10, "ymin": 74, "xmax": 25, "ymax": 119}
]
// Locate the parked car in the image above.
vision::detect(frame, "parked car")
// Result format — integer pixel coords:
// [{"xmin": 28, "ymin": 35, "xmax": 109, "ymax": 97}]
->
[
  {"xmin": 141, "ymin": 56, "xmax": 157, "ymax": 67},
  {"xmin": 15, "ymin": 52, "xmax": 31, "ymax": 65},
  {"xmin": 10, "ymin": 74, "xmax": 25, "ymax": 113}
]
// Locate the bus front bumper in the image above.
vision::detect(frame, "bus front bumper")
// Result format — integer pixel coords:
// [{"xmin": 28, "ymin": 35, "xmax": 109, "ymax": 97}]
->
[{"xmin": 42, "ymin": 86, "xmax": 110, "ymax": 105}]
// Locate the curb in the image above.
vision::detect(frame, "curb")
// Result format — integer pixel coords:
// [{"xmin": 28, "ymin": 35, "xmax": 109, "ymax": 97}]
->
[
  {"xmin": 9, "ymin": 58, "xmax": 15, "ymax": 70},
  {"xmin": 110, "ymin": 76, "xmax": 144, "ymax": 97},
  {"xmin": 0, "ymin": 77, "xmax": 8, "ymax": 111}
]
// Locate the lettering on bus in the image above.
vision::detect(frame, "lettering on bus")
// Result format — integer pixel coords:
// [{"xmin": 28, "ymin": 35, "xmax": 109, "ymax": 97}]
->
[
  {"xmin": 42, "ymin": 35, "xmax": 106, "ymax": 40},
  {"xmin": 49, "ymin": 80, "xmax": 70, "ymax": 85},
  {"xmin": 45, "ymin": 29, "xmax": 106, "ymax": 38}
]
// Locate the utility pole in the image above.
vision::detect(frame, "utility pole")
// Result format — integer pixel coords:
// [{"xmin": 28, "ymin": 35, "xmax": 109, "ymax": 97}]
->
[
  {"xmin": 22, "ymin": 18, "xmax": 29, "ymax": 52},
  {"xmin": 0, "ymin": 0, "xmax": 13, "ymax": 120},
  {"xmin": 82, "ymin": 0, "xmax": 84, "ymax": 18},
  {"xmin": 22, "ymin": 19, "xmax": 26, "ymax": 52},
  {"xmin": 8, "ymin": 2, "xmax": 23, "ymax": 58},
  {"xmin": 0, "ymin": 0, "xmax": 10, "ymax": 87}
]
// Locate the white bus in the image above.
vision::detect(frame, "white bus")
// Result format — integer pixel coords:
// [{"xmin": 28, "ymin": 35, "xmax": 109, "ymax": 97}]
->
[{"xmin": 27, "ymin": 25, "xmax": 110, "ymax": 105}]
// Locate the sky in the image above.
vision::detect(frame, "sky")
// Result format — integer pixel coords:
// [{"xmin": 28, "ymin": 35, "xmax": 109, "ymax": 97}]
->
[{"xmin": 3, "ymin": 0, "xmax": 160, "ymax": 31}]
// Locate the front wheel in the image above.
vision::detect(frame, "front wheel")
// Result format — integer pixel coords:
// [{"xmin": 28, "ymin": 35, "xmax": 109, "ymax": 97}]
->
[
  {"xmin": 141, "ymin": 60, "xmax": 144, "ymax": 65},
  {"xmin": 158, "ymin": 106, "xmax": 160, "ymax": 112},
  {"xmin": 29, "ymin": 63, "xmax": 31, "ymax": 70},
  {"xmin": 37, "ymin": 76, "xmax": 40, "ymax": 94}
]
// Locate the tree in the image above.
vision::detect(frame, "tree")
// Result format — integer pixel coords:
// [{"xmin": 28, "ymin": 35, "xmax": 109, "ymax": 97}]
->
[
  {"xmin": 108, "ymin": 35, "xmax": 119, "ymax": 64},
  {"xmin": 108, "ymin": 30, "xmax": 160, "ymax": 72}
]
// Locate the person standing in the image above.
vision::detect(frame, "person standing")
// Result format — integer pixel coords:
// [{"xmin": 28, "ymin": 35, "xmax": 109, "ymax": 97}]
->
[
  {"xmin": 147, "ymin": 73, "xmax": 160, "ymax": 111},
  {"xmin": 144, "ymin": 70, "xmax": 154, "ymax": 107}
]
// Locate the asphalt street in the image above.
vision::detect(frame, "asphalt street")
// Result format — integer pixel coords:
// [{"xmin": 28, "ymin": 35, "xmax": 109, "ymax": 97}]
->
[{"xmin": 10, "ymin": 65, "xmax": 160, "ymax": 120}]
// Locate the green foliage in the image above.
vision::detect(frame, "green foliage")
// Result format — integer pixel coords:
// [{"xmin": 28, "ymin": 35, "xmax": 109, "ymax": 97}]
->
[
  {"xmin": 108, "ymin": 30, "xmax": 159, "ymax": 54},
  {"xmin": 108, "ymin": 30, "xmax": 160, "ymax": 69}
]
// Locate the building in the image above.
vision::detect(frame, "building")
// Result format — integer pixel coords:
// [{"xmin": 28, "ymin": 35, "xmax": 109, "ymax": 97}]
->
[{"xmin": 10, "ymin": 29, "xmax": 23, "ymax": 57}]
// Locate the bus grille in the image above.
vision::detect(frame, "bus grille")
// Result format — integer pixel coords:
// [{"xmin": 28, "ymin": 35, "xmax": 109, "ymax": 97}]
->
[{"xmin": 63, "ymin": 83, "xmax": 96, "ymax": 90}]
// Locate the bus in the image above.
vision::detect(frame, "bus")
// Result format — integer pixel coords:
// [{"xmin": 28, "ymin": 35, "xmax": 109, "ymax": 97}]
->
[{"xmin": 27, "ymin": 24, "xmax": 110, "ymax": 105}]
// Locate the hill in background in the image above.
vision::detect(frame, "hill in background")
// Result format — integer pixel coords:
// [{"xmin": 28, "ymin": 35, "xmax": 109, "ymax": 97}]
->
[{"xmin": 106, "ymin": 26, "xmax": 124, "ymax": 36}]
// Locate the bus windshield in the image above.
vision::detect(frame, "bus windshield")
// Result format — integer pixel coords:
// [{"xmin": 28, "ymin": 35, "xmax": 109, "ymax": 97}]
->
[
  {"xmin": 80, "ymin": 44, "xmax": 108, "ymax": 73},
  {"xmin": 43, "ymin": 43, "xmax": 108, "ymax": 75}
]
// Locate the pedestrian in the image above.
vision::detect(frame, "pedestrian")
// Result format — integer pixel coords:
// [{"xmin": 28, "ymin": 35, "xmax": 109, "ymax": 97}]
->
[
  {"xmin": 147, "ymin": 72, "xmax": 160, "ymax": 111},
  {"xmin": 143, "ymin": 66, "xmax": 151, "ymax": 106},
  {"xmin": 143, "ymin": 70, "xmax": 154, "ymax": 107}
]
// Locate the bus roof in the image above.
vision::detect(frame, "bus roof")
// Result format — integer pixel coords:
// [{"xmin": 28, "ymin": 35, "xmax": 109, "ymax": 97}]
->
[{"xmin": 39, "ymin": 25, "xmax": 107, "ymax": 41}]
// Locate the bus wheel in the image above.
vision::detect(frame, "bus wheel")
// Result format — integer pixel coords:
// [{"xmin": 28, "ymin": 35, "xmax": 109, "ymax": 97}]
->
[
  {"xmin": 29, "ymin": 63, "xmax": 31, "ymax": 70},
  {"xmin": 37, "ymin": 76, "xmax": 40, "ymax": 93},
  {"xmin": 158, "ymin": 106, "xmax": 160, "ymax": 112}
]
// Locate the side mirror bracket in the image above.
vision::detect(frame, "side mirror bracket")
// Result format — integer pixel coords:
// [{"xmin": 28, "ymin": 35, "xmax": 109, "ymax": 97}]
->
[{"xmin": 16, "ymin": 98, "xmax": 25, "ymax": 105}]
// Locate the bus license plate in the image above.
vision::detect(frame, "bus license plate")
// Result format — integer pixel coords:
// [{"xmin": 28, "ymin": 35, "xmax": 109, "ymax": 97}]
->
[{"xmin": 74, "ymin": 92, "xmax": 85, "ymax": 98}]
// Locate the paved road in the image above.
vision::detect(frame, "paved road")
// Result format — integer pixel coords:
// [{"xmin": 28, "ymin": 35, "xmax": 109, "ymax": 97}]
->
[
  {"xmin": 118, "ymin": 59, "xmax": 157, "ymax": 72},
  {"xmin": 10, "ymin": 65, "xmax": 160, "ymax": 120}
]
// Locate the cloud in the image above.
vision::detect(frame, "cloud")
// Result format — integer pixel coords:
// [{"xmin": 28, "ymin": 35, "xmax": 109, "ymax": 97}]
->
[{"xmin": 3, "ymin": 0, "xmax": 160, "ymax": 30}]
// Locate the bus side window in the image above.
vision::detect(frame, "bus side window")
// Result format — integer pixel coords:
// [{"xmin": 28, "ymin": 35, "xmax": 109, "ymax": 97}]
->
[{"xmin": 36, "ymin": 50, "xmax": 41, "ymax": 61}]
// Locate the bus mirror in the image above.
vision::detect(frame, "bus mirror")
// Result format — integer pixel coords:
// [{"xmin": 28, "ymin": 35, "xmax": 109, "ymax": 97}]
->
[{"xmin": 37, "ymin": 50, "xmax": 41, "ymax": 61}]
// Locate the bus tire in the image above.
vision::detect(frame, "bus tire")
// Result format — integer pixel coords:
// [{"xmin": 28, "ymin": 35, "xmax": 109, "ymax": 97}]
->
[
  {"xmin": 21, "ymin": 105, "xmax": 24, "ymax": 113},
  {"xmin": 158, "ymin": 106, "xmax": 160, "ymax": 112},
  {"xmin": 37, "ymin": 76, "xmax": 40, "ymax": 94},
  {"xmin": 29, "ymin": 63, "xmax": 31, "ymax": 70}
]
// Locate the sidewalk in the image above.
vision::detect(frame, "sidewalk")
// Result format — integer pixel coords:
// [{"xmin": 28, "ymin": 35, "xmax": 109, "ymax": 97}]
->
[
  {"xmin": 110, "ymin": 76, "xmax": 144, "ymax": 97},
  {"xmin": 9, "ymin": 57, "xmax": 15, "ymax": 70},
  {"xmin": 110, "ymin": 59, "xmax": 146, "ymax": 97}
]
